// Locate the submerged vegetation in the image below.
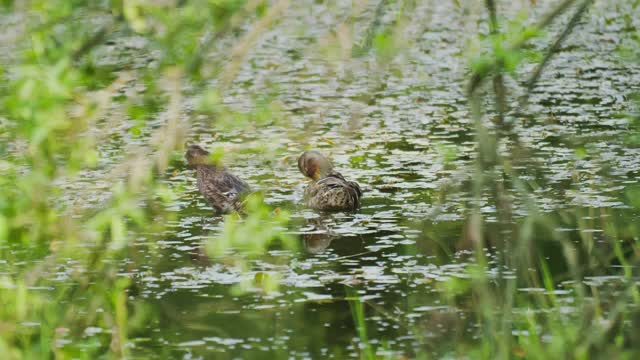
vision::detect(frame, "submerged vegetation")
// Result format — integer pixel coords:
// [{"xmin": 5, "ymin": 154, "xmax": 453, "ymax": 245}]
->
[{"xmin": 0, "ymin": 0, "xmax": 639, "ymax": 358}]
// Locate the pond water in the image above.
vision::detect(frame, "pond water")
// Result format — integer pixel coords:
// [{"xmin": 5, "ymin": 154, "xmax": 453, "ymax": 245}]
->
[{"xmin": 3, "ymin": 0, "xmax": 640, "ymax": 358}]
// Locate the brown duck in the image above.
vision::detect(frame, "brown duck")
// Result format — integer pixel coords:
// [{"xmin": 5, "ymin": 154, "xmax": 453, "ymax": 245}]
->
[
  {"xmin": 185, "ymin": 144, "xmax": 250, "ymax": 213},
  {"xmin": 297, "ymin": 151, "xmax": 362, "ymax": 211}
]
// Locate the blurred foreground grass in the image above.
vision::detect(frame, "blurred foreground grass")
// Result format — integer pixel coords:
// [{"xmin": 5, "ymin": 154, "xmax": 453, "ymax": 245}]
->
[{"xmin": 0, "ymin": 0, "xmax": 639, "ymax": 358}]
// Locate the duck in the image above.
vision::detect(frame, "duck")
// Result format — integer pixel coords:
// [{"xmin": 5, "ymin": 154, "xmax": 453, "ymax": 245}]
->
[
  {"xmin": 185, "ymin": 144, "xmax": 250, "ymax": 214},
  {"xmin": 297, "ymin": 151, "xmax": 362, "ymax": 211}
]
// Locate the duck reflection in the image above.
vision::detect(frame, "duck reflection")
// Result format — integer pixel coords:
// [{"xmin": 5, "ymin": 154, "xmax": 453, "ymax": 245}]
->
[{"xmin": 301, "ymin": 215, "xmax": 337, "ymax": 254}]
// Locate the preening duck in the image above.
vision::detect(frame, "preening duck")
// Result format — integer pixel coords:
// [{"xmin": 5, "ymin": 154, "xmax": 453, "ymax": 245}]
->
[{"xmin": 297, "ymin": 151, "xmax": 362, "ymax": 211}]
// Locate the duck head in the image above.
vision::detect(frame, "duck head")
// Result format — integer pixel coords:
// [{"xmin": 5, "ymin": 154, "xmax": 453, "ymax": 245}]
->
[
  {"xmin": 298, "ymin": 151, "xmax": 333, "ymax": 180},
  {"xmin": 185, "ymin": 144, "xmax": 210, "ymax": 167}
]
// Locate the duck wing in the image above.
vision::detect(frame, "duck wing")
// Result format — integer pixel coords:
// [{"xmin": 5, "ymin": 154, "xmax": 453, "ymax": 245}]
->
[
  {"xmin": 221, "ymin": 170, "xmax": 251, "ymax": 195},
  {"xmin": 198, "ymin": 166, "xmax": 250, "ymax": 212},
  {"xmin": 306, "ymin": 172, "xmax": 361, "ymax": 211},
  {"xmin": 347, "ymin": 180, "xmax": 362, "ymax": 198}
]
